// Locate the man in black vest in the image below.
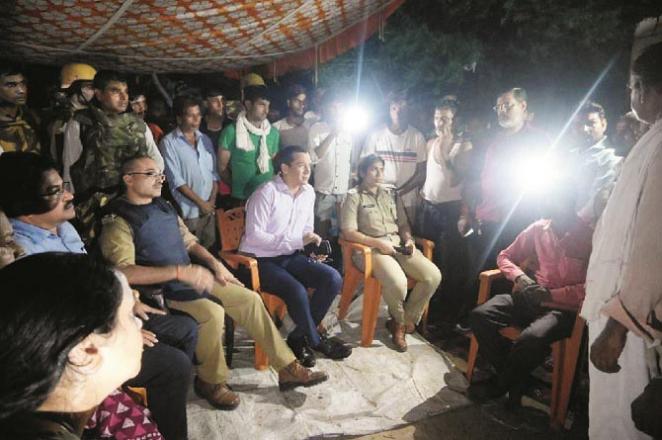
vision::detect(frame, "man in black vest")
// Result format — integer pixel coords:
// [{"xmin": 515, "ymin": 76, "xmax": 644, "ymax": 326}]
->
[
  {"xmin": 99, "ymin": 156, "xmax": 328, "ymax": 410},
  {"xmin": 0, "ymin": 151, "xmax": 195, "ymax": 440}
]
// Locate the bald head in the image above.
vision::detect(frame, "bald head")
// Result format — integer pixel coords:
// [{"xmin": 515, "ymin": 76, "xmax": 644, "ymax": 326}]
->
[{"xmin": 120, "ymin": 157, "xmax": 164, "ymax": 203}]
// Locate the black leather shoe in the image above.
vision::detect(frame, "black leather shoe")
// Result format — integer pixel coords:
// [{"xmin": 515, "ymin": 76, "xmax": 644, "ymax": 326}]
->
[
  {"xmin": 286, "ymin": 335, "xmax": 316, "ymax": 368},
  {"xmin": 467, "ymin": 377, "xmax": 507, "ymax": 403},
  {"xmin": 312, "ymin": 335, "xmax": 352, "ymax": 360}
]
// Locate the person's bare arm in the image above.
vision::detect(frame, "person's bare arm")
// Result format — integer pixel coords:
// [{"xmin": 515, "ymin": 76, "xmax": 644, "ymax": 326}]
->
[
  {"xmin": 218, "ymin": 149, "xmax": 232, "ymax": 185},
  {"xmin": 397, "ymin": 162, "xmax": 426, "ymax": 196}
]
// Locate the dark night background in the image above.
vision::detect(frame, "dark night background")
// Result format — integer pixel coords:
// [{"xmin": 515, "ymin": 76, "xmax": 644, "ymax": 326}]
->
[{"xmin": 4, "ymin": 0, "xmax": 662, "ymax": 137}]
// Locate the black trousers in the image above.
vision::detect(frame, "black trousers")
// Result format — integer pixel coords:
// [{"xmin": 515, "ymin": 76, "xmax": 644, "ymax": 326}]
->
[
  {"xmin": 469, "ymin": 293, "xmax": 575, "ymax": 391},
  {"xmin": 416, "ymin": 199, "xmax": 469, "ymax": 322},
  {"xmin": 126, "ymin": 313, "xmax": 198, "ymax": 440}
]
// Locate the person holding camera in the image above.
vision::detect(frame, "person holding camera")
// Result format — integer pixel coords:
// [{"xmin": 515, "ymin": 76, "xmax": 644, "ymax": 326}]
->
[
  {"xmin": 340, "ymin": 154, "xmax": 442, "ymax": 352},
  {"xmin": 240, "ymin": 145, "xmax": 352, "ymax": 368}
]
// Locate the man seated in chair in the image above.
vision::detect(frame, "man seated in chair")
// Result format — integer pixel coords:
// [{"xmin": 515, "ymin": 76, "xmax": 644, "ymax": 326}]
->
[
  {"xmin": 239, "ymin": 145, "xmax": 352, "ymax": 368},
  {"xmin": 98, "ymin": 155, "xmax": 328, "ymax": 411},
  {"xmin": 0, "ymin": 152, "xmax": 195, "ymax": 440},
  {"xmin": 468, "ymin": 178, "xmax": 593, "ymax": 406},
  {"xmin": 340, "ymin": 154, "xmax": 442, "ymax": 352}
]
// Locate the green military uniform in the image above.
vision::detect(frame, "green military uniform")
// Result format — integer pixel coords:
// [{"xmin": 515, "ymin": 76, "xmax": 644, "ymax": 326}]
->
[
  {"xmin": 341, "ymin": 185, "xmax": 441, "ymax": 325},
  {"xmin": 70, "ymin": 105, "xmax": 152, "ymax": 245},
  {"xmin": 218, "ymin": 123, "xmax": 279, "ymax": 200},
  {"xmin": 0, "ymin": 106, "xmax": 41, "ymax": 154}
]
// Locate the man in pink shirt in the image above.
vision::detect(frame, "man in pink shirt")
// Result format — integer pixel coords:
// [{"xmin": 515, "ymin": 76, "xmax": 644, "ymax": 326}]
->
[
  {"xmin": 461, "ymin": 88, "xmax": 550, "ymax": 282},
  {"xmin": 467, "ymin": 181, "xmax": 593, "ymax": 405}
]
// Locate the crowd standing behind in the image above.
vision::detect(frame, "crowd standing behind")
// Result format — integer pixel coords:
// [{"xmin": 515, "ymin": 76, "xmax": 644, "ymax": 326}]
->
[{"xmin": 0, "ymin": 41, "xmax": 660, "ymax": 439}]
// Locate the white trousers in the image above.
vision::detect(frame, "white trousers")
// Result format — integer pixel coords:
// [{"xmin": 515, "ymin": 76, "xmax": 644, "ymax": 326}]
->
[{"xmin": 588, "ymin": 315, "xmax": 651, "ymax": 440}]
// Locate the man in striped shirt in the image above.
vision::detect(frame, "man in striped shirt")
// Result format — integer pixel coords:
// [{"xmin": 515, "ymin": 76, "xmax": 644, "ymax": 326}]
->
[{"xmin": 362, "ymin": 91, "xmax": 427, "ymax": 225}]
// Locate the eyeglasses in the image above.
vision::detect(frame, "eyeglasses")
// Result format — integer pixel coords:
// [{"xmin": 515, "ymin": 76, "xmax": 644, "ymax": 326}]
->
[
  {"xmin": 39, "ymin": 181, "xmax": 72, "ymax": 199},
  {"xmin": 493, "ymin": 103, "xmax": 517, "ymax": 112},
  {"xmin": 125, "ymin": 171, "xmax": 166, "ymax": 181}
]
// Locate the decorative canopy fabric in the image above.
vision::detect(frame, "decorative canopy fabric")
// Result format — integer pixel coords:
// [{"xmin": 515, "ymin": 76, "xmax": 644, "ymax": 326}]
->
[{"xmin": 0, "ymin": 0, "xmax": 405, "ymax": 76}]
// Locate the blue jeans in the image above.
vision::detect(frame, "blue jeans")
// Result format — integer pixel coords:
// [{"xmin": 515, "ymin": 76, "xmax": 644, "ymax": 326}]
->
[{"xmin": 257, "ymin": 252, "xmax": 342, "ymax": 346}]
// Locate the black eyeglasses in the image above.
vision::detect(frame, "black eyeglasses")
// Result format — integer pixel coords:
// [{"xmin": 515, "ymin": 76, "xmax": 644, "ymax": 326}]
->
[
  {"xmin": 39, "ymin": 181, "xmax": 72, "ymax": 199},
  {"xmin": 125, "ymin": 171, "xmax": 166, "ymax": 180}
]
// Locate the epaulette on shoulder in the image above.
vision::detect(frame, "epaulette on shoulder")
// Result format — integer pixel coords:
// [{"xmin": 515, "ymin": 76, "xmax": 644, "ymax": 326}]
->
[{"xmin": 101, "ymin": 213, "xmax": 119, "ymax": 225}]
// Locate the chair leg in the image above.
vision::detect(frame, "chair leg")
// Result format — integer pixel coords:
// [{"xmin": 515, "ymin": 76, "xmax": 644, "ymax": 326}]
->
[
  {"xmin": 552, "ymin": 322, "xmax": 585, "ymax": 429},
  {"xmin": 224, "ymin": 315, "xmax": 235, "ymax": 368},
  {"xmin": 339, "ymin": 269, "xmax": 360, "ymax": 320},
  {"xmin": 465, "ymin": 335, "xmax": 479, "ymax": 383},
  {"xmin": 549, "ymin": 341, "xmax": 564, "ymax": 426},
  {"xmin": 361, "ymin": 279, "xmax": 381, "ymax": 347}
]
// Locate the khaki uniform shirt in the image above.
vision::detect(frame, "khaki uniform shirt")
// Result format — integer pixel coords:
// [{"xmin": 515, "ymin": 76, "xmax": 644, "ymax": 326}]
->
[
  {"xmin": 99, "ymin": 213, "xmax": 198, "ymax": 267},
  {"xmin": 341, "ymin": 185, "xmax": 408, "ymax": 241}
]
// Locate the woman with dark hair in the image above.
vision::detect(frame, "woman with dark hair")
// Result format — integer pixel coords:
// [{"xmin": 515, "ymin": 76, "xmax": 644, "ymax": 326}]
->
[
  {"xmin": 0, "ymin": 252, "xmax": 143, "ymax": 439},
  {"xmin": 341, "ymin": 154, "xmax": 441, "ymax": 352}
]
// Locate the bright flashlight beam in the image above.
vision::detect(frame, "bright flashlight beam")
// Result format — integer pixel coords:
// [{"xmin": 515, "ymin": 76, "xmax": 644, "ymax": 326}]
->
[
  {"xmin": 469, "ymin": 53, "xmax": 620, "ymax": 281},
  {"xmin": 548, "ymin": 53, "xmax": 621, "ymax": 153},
  {"xmin": 342, "ymin": 105, "xmax": 370, "ymax": 133}
]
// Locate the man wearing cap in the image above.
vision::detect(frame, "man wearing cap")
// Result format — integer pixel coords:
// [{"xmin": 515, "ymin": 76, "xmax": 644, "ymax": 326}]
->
[
  {"xmin": 130, "ymin": 92, "xmax": 164, "ymax": 144},
  {"xmin": 47, "ymin": 63, "xmax": 97, "ymax": 171},
  {"xmin": 218, "ymin": 85, "xmax": 279, "ymax": 203},
  {"xmin": 0, "ymin": 64, "xmax": 41, "ymax": 155},
  {"xmin": 62, "ymin": 70, "xmax": 163, "ymax": 244}
]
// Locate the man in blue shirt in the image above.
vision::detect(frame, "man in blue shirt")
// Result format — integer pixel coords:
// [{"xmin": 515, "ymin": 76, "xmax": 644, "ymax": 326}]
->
[
  {"xmin": 161, "ymin": 96, "xmax": 219, "ymax": 249},
  {"xmin": 0, "ymin": 151, "xmax": 196, "ymax": 440}
]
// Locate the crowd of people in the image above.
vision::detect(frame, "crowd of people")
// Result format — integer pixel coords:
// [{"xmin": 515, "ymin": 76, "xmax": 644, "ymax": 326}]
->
[{"xmin": 0, "ymin": 40, "xmax": 660, "ymax": 440}]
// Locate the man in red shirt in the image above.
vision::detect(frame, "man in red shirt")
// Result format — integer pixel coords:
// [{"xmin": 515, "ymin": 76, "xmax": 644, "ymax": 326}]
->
[{"xmin": 467, "ymin": 180, "xmax": 593, "ymax": 405}]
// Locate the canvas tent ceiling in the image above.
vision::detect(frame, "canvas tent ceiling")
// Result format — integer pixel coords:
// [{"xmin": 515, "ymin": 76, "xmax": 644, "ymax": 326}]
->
[{"xmin": 0, "ymin": 0, "xmax": 405, "ymax": 75}]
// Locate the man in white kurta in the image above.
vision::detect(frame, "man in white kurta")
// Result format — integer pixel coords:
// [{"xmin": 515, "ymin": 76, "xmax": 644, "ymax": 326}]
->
[{"xmin": 581, "ymin": 42, "xmax": 662, "ymax": 440}]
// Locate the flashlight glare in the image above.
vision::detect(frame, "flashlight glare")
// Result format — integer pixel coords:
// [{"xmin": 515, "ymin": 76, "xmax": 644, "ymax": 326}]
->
[
  {"xmin": 514, "ymin": 153, "xmax": 563, "ymax": 195},
  {"xmin": 342, "ymin": 105, "xmax": 369, "ymax": 133}
]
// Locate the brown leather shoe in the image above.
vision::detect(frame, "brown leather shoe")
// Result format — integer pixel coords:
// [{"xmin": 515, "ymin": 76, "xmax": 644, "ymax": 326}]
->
[
  {"xmin": 278, "ymin": 360, "xmax": 329, "ymax": 391},
  {"xmin": 194, "ymin": 377, "xmax": 240, "ymax": 410},
  {"xmin": 386, "ymin": 319, "xmax": 408, "ymax": 352}
]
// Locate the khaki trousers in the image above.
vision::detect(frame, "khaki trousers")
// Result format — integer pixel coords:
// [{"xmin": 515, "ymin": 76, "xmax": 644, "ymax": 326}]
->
[
  {"xmin": 168, "ymin": 282, "xmax": 295, "ymax": 384},
  {"xmin": 355, "ymin": 247, "xmax": 441, "ymax": 325}
]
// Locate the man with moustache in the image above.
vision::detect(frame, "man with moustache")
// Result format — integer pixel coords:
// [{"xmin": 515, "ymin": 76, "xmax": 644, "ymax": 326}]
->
[
  {"xmin": 61, "ymin": 70, "xmax": 163, "ymax": 244},
  {"xmin": 201, "ymin": 88, "xmax": 226, "ymax": 147},
  {"xmin": 460, "ymin": 88, "xmax": 549, "ymax": 280},
  {"xmin": 273, "ymin": 84, "xmax": 312, "ymax": 149},
  {"xmin": 0, "ymin": 65, "xmax": 41, "ymax": 154},
  {"xmin": 362, "ymin": 91, "xmax": 427, "ymax": 225},
  {"xmin": 569, "ymin": 101, "xmax": 622, "ymax": 222},
  {"xmin": 0, "ymin": 151, "xmax": 196, "ymax": 440},
  {"xmin": 218, "ymin": 85, "xmax": 279, "ymax": 203},
  {"xmin": 582, "ymin": 42, "xmax": 662, "ymax": 440},
  {"xmin": 100, "ymin": 155, "xmax": 328, "ymax": 410},
  {"xmin": 161, "ymin": 96, "xmax": 219, "ymax": 249}
]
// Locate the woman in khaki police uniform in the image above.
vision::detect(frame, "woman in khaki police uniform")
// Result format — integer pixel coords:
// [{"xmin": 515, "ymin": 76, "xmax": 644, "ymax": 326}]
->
[{"xmin": 341, "ymin": 154, "xmax": 441, "ymax": 352}]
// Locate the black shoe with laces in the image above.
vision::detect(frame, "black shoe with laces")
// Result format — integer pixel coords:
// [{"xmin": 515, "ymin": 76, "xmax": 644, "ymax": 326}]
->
[
  {"xmin": 286, "ymin": 335, "xmax": 316, "ymax": 368},
  {"xmin": 312, "ymin": 334, "xmax": 352, "ymax": 360}
]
